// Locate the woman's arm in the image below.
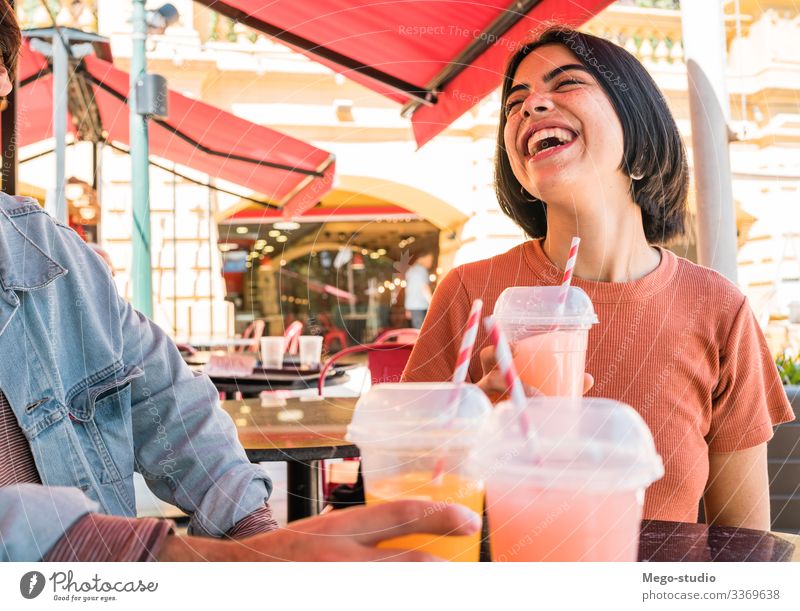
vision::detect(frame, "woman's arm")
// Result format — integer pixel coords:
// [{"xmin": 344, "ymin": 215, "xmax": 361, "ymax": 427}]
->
[{"xmin": 703, "ymin": 443, "xmax": 770, "ymax": 530}]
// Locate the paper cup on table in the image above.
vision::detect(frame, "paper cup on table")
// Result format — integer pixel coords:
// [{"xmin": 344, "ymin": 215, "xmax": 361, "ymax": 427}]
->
[
  {"xmin": 260, "ymin": 336, "xmax": 285, "ymax": 369},
  {"xmin": 346, "ymin": 383, "xmax": 491, "ymax": 562},
  {"xmin": 298, "ymin": 335, "xmax": 323, "ymax": 368},
  {"xmin": 493, "ymin": 286, "xmax": 598, "ymax": 397},
  {"xmin": 480, "ymin": 397, "xmax": 663, "ymax": 562}
]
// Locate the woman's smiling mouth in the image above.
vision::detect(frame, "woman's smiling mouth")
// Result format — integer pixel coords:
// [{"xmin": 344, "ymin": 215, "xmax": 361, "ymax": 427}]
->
[
  {"xmin": 525, "ymin": 130, "xmax": 578, "ymax": 163},
  {"xmin": 520, "ymin": 123, "xmax": 579, "ymax": 163}
]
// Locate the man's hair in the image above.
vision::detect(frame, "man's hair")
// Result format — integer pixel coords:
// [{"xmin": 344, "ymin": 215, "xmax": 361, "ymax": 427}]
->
[
  {"xmin": 494, "ymin": 26, "xmax": 688, "ymax": 244},
  {"xmin": 0, "ymin": 0, "xmax": 21, "ymax": 82}
]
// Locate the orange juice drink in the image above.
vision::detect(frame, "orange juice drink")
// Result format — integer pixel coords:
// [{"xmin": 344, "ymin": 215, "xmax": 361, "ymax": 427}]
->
[
  {"xmin": 479, "ymin": 398, "xmax": 664, "ymax": 562},
  {"xmin": 487, "ymin": 482, "xmax": 642, "ymax": 561},
  {"xmin": 493, "ymin": 286, "xmax": 597, "ymax": 396},
  {"xmin": 346, "ymin": 383, "xmax": 492, "ymax": 562},
  {"xmin": 366, "ymin": 472, "xmax": 484, "ymax": 562}
]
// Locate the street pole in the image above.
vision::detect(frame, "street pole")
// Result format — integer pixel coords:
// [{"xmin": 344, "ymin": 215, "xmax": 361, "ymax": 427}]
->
[
  {"xmin": 51, "ymin": 29, "xmax": 68, "ymax": 223},
  {"xmin": 680, "ymin": 0, "xmax": 739, "ymax": 283},
  {"xmin": 130, "ymin": 0, "xmax": 153, "ymax": 316}
]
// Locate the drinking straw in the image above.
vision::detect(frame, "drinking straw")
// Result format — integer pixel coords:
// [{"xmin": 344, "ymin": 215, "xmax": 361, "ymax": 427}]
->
[
  {"xmin": 484, "ymin": 316, "xmax": 532, "ymax": 440},
  {"xmin": 483, "ymin": 316, "xmax": 527, "ymax": 413},
  {"xmin": 452, "ymin": 299, "xmax": 483, "ymax": 384},
  {"xmin": 557, "ymin": 236, "xmax": 581, "ymax": 312},
  {"xmin": 432, "ymin": 299, "xmax": 484, "ymax": 484}
]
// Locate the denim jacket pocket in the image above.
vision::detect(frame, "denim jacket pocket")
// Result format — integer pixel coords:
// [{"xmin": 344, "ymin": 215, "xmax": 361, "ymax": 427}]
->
[{"xmin": 68, "ymin": 366, "xmax": 144, "ymax": 485}]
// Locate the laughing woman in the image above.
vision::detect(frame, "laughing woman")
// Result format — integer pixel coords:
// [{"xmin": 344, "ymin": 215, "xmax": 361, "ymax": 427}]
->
[{"xmin": 402, "ymin": 27, "xmax": 794, "ymax": 529}]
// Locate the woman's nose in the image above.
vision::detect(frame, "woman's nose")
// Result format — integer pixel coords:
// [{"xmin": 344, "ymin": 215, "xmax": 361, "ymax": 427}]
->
[{"xmin": 521, "ymin": 91, "xmax": 554, "ymax": 117}]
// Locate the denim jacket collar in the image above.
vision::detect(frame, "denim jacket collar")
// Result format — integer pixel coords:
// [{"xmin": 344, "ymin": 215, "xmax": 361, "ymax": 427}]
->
[{"xmin": 0, "ymin": 194, "xmax": 68, "ymax": 333}]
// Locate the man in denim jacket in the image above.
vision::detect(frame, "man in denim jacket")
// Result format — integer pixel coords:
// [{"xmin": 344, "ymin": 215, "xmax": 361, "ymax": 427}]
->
[{"xmin": 0, "ymin": 3, "xmax": 478, "ymax": 562}]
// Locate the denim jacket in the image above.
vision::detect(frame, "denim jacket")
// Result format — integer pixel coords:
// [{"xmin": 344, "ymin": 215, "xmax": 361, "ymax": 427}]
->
[{"xmin": 0, "ymin": 194, "xmax": 272, "ymax": 561}]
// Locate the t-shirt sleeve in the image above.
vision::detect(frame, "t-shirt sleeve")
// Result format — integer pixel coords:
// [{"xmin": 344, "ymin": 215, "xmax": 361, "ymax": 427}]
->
[
  {"xmin": 402, "ymin": 267, "xmax": 472, "ymax": 383},
  {"xmin": 708, "ymin": 297, "xmax": 796, "ymax": 453}
]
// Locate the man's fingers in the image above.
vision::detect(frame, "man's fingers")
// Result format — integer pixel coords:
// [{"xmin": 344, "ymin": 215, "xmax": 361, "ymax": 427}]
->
[{"xmin": 323, "ymin": 500, "xmax": 480, "ymax": 545}]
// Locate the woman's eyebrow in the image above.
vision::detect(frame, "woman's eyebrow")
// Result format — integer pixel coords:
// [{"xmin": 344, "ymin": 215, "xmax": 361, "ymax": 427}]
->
[
  {"xmin": 542, "ymin": 64, "xmax": 591, "ymax": 83},
  {"xmin": 506, "ymin": 83, "xmax": 529, "ymax": 98},
  {"xmin": 507, "ymin": 63, "xmax": 591, "ymax": 97}
]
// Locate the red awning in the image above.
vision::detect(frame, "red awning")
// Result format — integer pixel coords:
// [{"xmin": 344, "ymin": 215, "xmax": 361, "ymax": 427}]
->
[
  {"xmin": 17, "ymin": 39, "xmax": 335, "ymax": 218},
  {"xmin": 194, "ymin": 0, "xmax": 613, "ymax": 147}
]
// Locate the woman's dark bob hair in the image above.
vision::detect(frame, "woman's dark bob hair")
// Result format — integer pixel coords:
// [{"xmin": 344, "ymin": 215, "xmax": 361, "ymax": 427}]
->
[{"xmin": 494, "ymin": 26, "xmax": 688, "ymax": 244}]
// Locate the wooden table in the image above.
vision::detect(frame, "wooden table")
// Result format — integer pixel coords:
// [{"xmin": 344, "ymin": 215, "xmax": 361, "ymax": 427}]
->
[{"xmin": 220, "ymin": 395, "xmax": 358, "ymax": 521}]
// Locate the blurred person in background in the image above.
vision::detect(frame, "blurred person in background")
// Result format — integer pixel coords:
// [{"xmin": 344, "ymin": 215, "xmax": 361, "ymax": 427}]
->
[{"xmin": 404, "ymin": 251, "xmax": 434, "ymax": 329}]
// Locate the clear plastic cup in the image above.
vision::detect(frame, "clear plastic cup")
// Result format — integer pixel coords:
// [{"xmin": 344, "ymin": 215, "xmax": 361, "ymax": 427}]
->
[
  {"xmin": 492, "ymin": 286, "xmax": 598, "ymax": 396},
  {"xmin": 299, "ymin": 335, "xmax": 323, "ymax": 368},
  {"xmin": 346, "ymin": 383, "xmax": 492, "ymax": 561},
  {"xmin": 260, "ymin": 336, "xmax": 285, "ymax": 369},
  {"xmin": 479, "ymin": 397, "xmax": 663, "ymax": 562}
]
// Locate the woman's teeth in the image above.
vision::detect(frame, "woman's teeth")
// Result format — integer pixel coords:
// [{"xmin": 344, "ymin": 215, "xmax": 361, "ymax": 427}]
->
[{"xmin": 526, "ymin": 127, "xmax": 576, "ymax": 157}]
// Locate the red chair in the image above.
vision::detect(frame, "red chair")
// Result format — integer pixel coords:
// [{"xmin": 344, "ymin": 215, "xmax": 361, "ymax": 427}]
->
[
  {"xmin": 316, "ymin": 328, "xmax": 419, "ymax": 395},
  {"xmin": 373, "ymin": 328, "xmax": 420, "ymax": 344}
]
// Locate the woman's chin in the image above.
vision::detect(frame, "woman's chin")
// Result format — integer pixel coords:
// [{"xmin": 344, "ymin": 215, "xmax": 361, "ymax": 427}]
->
[{"xmin": 525, "ymin": 174, "xmax": 581, "ymax": 203}]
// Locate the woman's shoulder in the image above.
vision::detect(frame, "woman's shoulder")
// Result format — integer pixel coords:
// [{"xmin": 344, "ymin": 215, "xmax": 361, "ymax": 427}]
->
[{"xmin": 666, "ymin": 248, "xmax": 746, "ymax": 310}]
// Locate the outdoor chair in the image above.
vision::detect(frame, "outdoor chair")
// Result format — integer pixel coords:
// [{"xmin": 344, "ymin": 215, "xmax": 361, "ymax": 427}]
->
[{"xmin": 316, "ymin": 327, "xmax": 420, "ymax": 395}]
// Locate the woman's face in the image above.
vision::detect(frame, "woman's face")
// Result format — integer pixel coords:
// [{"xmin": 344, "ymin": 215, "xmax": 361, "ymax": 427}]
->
[{"xmin": 502, "ymin": 44, "xmax": 626, "ymax": 205}]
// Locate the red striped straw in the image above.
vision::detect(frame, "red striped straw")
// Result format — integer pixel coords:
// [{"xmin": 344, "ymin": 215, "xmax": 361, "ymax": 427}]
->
[
  {"xmin": 452, "ymin": 299, "xmax": 483, "ymax": 383},
  {"xmin": 557, "ymin": 236, "xmax": 581, "ymax": 311},
  {"xmin": 484, "ymin": 316, "xmax": 528, "ymax": 417},
  {"xmin": 432, "ymin": 299, "xmax": 484, "ymax": 484}
]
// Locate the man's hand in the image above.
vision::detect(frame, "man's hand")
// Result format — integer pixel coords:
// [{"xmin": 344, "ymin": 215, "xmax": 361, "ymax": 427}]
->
[
  {"xmin": 158, "ymin": 500, "xmax": 481, "ymax": 562},
  {"xmin": 476, "ymin": 345, "xmax": 594, "ymax": 401}
]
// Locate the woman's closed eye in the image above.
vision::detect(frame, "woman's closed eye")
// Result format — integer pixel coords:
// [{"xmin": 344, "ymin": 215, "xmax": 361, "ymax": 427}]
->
[
  {"xmin": 504, "ymin": 99, "xmax": 523, "ymax": 116},
  {"xmin": 555, "ymin": 78, "xmax": 583, "ymax": 88}
]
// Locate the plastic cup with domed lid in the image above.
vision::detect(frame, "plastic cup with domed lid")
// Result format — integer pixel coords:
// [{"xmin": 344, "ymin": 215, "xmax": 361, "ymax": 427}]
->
[
  {"xmin": 492, "ymin": 286, "xmax": 598, "ymax": 396},
  {"xmin": 346, "ymin": 382, "xmax": 492, "ymax": 561},
  {"xmin": 479, "ymin": 396, "xmax": 664, "ymax": 562}
]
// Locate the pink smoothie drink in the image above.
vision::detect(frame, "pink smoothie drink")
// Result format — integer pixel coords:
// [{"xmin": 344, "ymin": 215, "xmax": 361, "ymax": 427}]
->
[
  {"xmin": 512, "ymin": 329, "xmax": 588, "ymax": 397},
  {"xmin": 493, "ymin": 287, "xmax": 597, "ymax": 397},
  {"xmin": 479, "ymin": 397, "xmax": 663, "ymax": 562},
  {"xmin": 487, "ymin": 481, "xmax": 642, "ymax": 561}
]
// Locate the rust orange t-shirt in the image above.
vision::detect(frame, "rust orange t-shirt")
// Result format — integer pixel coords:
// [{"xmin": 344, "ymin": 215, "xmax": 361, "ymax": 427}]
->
[{"xmin": 402, "ymin": 239, "xmax": 795, "ymax": 522}]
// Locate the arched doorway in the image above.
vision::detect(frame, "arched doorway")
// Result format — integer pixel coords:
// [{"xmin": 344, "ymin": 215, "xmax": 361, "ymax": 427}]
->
[{"xmin": 215, "ymin": 178, "xmax": 467, "ymax": 345}]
